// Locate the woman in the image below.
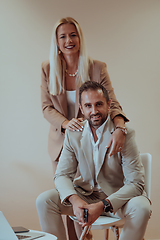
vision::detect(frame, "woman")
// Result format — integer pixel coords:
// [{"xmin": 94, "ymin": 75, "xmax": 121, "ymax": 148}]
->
[
  {"xmin": 41, "ymin": 17, "xmax": 128, "ymax": 175},
  {"xmin": 40, "ymin": 17, "xmax": 128, "ymax": 240}
]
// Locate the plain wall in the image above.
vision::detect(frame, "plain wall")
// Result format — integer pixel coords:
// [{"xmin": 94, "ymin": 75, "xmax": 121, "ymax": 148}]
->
[{"xmin": 0, "ymin": 0, "xmax": 160, "ymax": 239}]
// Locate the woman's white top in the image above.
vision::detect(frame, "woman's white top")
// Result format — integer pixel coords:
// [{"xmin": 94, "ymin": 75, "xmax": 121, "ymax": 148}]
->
[{"xmin": 66, "ymin": 90, "xmax": 76, "ymax": 120}]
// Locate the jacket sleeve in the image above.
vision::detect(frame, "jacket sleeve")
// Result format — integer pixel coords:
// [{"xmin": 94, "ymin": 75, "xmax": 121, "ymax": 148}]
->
[
  {"xmin": 107, "ymin": 129, "xmax": 145, "ymax": 212},
  {"xmin": 99, "ymin": 62, "xmax": 129, "ymax": 122},
  {"xmin": 41, "ymin": 61, "xmax": 67, "ymax": 132},
  {"xmin": 54, "ymin": 130, "xmax": 78, "ymax": 204}
]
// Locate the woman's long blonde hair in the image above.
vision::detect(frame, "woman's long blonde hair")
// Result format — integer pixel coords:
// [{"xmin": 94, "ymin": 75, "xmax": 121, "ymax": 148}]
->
[{"xmin": 49, "ymin": 17, "xmax": 91, "ymax": 95}]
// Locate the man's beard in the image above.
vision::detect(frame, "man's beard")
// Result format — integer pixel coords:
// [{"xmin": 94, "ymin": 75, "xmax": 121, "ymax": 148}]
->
[{"xmin": 87, "ymin": 113, "xmax": 107, "ymax": 128}]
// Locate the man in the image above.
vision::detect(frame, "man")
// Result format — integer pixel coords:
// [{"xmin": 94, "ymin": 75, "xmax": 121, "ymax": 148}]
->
[{"xmin": 36, "ymin": 81, "xmax": 151, "ymax": 240}]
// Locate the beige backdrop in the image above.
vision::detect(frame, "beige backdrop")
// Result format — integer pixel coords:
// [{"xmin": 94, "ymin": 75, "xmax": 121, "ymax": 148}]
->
[{"xmin": 0, "ymin": 0, "xmax": 160, "ymax": 239}]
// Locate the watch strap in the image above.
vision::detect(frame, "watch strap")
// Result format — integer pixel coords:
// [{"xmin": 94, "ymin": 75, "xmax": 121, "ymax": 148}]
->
[{"xmin": 101, "ymin": 199, "xmax": 111, "ymax": 213}]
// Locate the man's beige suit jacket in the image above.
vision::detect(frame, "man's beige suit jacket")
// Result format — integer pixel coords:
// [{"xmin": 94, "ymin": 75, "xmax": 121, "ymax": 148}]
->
[{"xmin": 55, "ymin": 117, "xmax": 146, "ymax": 213}]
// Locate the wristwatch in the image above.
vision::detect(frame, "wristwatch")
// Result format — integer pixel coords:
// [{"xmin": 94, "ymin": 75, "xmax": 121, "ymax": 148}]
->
[
  {"xmin": 116, "ymin": 126, "xmax": 127, "ymax": 135},
  {"xmin": 101, "ymin": 199, "xmax": 111, "ymax": 213}
]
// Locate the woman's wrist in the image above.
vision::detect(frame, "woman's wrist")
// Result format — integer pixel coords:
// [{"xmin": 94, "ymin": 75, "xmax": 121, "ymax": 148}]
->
[
  {"xmin": 61, "ymin": 120, "xmax": 69, "ymax": 129},
  {"xmin": 115, "ymin": 126, "xmax": 127, "ymax": 135}
]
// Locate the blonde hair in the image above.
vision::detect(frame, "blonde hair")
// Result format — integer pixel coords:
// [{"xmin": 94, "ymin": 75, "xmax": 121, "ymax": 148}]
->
[{"xmin": 49, "ymin": 17, "xmax": 91, "ymax": 95}]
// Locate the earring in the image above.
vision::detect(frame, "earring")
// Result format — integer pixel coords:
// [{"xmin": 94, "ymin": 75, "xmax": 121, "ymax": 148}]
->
[{"xmin": 58, "ymin": 49, "xmax": 61, "ymax": 54}]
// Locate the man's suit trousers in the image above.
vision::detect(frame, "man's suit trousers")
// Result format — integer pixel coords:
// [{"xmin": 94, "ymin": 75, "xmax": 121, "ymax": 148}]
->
[{"xmin": 36, "ymin": 189, "xmax": 151, "ymax": 240}]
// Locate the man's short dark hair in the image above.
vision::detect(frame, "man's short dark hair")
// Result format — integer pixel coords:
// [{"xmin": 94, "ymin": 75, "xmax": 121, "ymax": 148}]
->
[{"xmin": 79, "ymin": 81, "xmax": 109, "ymax": 105}]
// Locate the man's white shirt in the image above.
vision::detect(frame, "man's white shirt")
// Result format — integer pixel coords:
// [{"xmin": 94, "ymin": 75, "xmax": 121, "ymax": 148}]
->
[{"xmin": 86, "ymin": 116, "xmax": 110, "ymax": 192}]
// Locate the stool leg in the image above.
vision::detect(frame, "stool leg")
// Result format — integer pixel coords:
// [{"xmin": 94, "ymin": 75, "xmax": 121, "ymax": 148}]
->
[
  {"xmin": 79, "ymin": 226, "xmax": 90, "ymax": 240},
  {"xmin": 113, "ymin": 227, "xmax": 119, "ymax": 240},
  {"xmin": 104, "ymin": 229, "xmax": 109, "ymax": 240},
  {"xmin": 67, "ymin": 216, "xmax": 78, "ymax": 240}
]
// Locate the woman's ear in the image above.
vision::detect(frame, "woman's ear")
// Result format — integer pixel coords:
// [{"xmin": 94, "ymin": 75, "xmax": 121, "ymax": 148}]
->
[{"xmin": 57, "ymin": 46, "xmax": 61, "ymax": 54}]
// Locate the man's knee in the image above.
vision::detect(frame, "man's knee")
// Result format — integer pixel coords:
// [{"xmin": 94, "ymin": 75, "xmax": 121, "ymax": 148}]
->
[
  {"xmin": 126, "ymin": 196, "xmax": 151, "ymax": 221},
  {"xmin": 36, "ymin": 189, "xmax": 59, "ymax": 213}
]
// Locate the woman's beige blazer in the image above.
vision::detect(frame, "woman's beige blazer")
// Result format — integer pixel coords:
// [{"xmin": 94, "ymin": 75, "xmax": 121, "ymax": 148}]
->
[{"xmin": 41, "ymin": 59, "xmax": 128, "ymax": 161}]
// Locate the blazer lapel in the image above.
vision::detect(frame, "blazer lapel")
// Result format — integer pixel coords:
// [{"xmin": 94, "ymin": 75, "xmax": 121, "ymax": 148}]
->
[
  {"xmin": 80, "ymin": 123, "xmax": 95, "ymax": 186},
  {"xmin": 75, "ymin": 85, "xmax": 80, "ymax": 118},
  {"xmin": 79, "ymin": 118, "xmax": 114, "ymax": 185},
  {"xmin": 96, "ymin": 118, "xmax": 115, "ymax": 177}
]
